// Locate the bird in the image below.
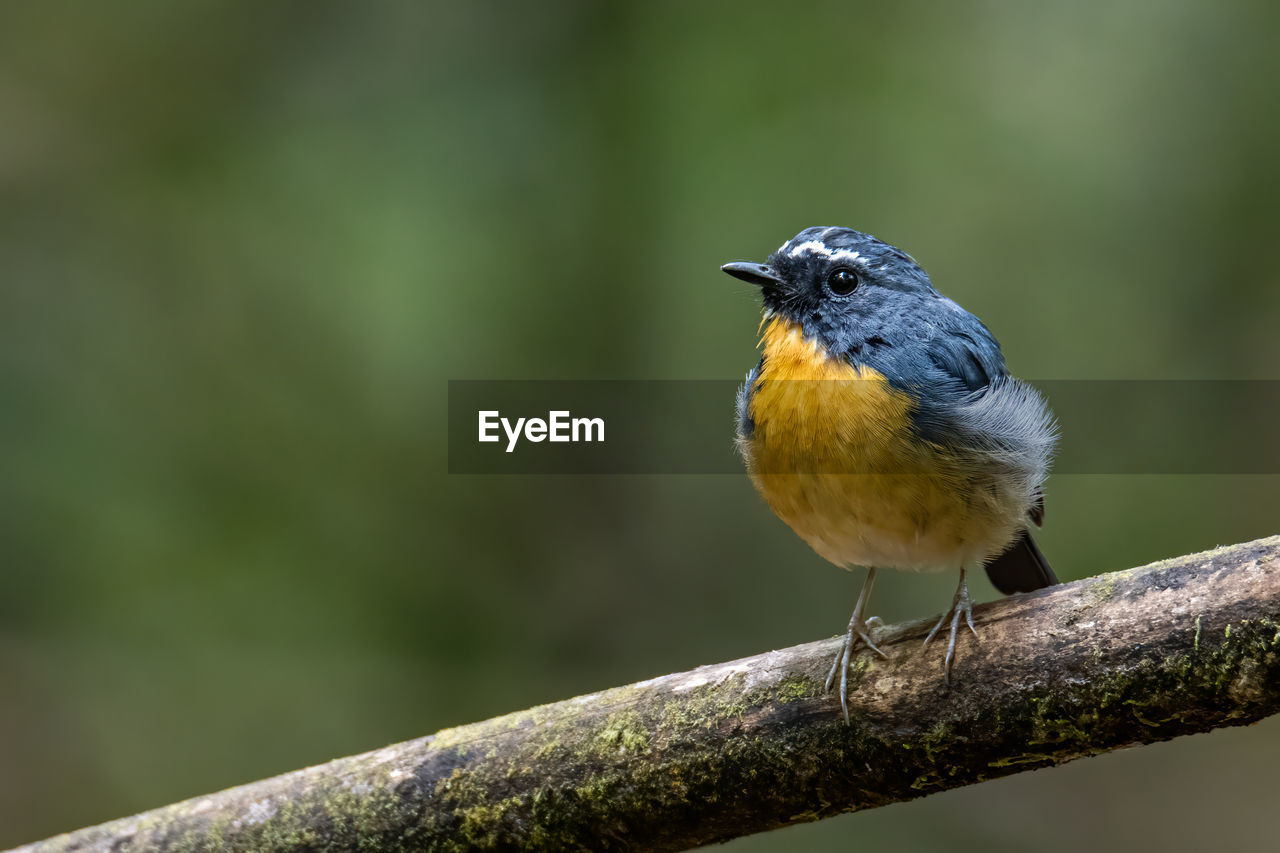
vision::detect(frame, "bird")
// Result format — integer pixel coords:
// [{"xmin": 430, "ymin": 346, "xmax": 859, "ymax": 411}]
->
[{"xmin": 722, "ymin": 226, "xmax": 1057, "ymax": 722}]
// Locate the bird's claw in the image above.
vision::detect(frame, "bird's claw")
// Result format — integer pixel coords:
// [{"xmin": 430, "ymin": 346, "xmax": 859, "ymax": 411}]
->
[
  {"xmin": 825, "ymin": 614, "xmax": 888, "ymax": 724},
  {"xmin": 923, "ymin": 571, "xmax": 978, "ymax": 684}
]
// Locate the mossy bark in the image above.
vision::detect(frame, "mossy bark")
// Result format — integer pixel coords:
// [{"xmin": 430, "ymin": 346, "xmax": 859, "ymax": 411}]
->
[{"xmin": 13, "ymin": 535, "xmax": 1280, "ymax": 853}]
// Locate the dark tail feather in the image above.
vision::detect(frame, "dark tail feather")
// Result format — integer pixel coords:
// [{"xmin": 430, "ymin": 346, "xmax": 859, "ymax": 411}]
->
[{"xmin": 984, "ymin": 530, "xmax": 1057, "ymax": 595}]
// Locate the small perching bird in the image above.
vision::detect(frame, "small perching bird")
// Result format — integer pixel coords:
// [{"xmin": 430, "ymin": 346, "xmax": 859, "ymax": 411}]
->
[{"xmin": 723, "ymin": 226, "xmax": 1057, "ymax": 721}]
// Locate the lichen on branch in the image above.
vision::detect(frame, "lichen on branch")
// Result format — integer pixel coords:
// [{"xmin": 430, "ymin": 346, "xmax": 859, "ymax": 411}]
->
[{"xmin": 12, "ymin": 536, "xmax": 1280, "ymax": 853}]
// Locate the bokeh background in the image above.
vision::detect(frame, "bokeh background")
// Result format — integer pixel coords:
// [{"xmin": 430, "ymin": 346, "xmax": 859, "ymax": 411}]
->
[{"xmin": 3, "ymin": 1, "xmax": 1280, "ymax": 849}]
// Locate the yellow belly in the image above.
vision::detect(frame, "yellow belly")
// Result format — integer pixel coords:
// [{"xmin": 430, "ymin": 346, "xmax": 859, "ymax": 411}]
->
[{"xmin": 741, "ymin": 317, "xmax": 1018, "ymax": 572}]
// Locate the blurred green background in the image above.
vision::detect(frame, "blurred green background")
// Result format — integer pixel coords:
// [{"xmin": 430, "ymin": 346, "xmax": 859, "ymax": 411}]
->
[{"xmin": 3, "ymin": 1, "xmax": 1280, "ymax": 849}]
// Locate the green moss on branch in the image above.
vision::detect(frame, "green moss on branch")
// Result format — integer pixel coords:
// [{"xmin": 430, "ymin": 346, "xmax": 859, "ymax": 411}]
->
[{"xmin": 12, "ymin": 536, "xmax": 1280, "ymax": 853}]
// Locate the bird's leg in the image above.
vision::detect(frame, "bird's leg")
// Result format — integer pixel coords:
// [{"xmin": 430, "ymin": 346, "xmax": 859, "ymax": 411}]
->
[
  {"xmin": 824, "ymin": 567, "xmax": 889, "ymax": 723},
  {"xmin": 922, "ymin": 567, "xmax": 979, "ymax": 683}
]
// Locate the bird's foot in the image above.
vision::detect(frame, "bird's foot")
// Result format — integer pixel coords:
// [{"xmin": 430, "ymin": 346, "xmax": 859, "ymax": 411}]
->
[
  {"xmin": 825, "ymin": 614, "xmax": 889, "ymax": 723},
  {"xmin": 922, "ymin": 573, "xmax": 978, "ymax": 684}
]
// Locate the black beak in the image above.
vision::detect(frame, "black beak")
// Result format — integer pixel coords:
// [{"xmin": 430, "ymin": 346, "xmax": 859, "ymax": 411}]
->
[{"xmin": 720, "ymin": 261, "xmax": 781, "ymax": 287}]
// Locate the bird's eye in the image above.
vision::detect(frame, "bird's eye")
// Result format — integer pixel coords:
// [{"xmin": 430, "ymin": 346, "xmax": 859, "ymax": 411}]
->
[{"xmin": 827, "ymin": 268, "xmax": 859, "ymax": 296}]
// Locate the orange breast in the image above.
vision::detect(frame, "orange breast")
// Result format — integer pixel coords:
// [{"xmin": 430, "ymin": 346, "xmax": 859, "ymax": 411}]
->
[
  {"xmin": 741, "ymin": 316, "xmax": 1006, "ymax": 572},
  {"xmin": 745, "ymin": 316, "xmax": 914, "ymax": 475}
]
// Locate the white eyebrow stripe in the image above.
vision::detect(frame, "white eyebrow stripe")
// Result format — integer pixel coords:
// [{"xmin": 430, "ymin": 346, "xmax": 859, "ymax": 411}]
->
[
  {"xmin": 786, "ymin": 240, "xmax": 863, "ymax": 265},
  {"xmin": 787, "ymin": 240, "xmax": 829, "ymax": 258},
  {"xmin": 829, "ymin": 249, "xmax": 863, "ymax": 265}
]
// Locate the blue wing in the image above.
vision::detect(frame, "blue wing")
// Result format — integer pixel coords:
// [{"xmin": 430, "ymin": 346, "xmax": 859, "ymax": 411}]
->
[
  {"xmin": 890, "ymin": 311, "xmax": 1009, "ymax": 442},
  {"xmin": 910, "ymin": 310, "xmax": 1057, "ymax": 593},
  {"xmin": 924, "ymin": 326, "xmax": 1007, "ymax": 393}
]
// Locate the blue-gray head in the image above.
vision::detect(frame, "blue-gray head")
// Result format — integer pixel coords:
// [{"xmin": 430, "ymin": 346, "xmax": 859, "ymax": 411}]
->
[{"xmin": 722, "ymin": 226, "xmax": 943, "ymax": 360}]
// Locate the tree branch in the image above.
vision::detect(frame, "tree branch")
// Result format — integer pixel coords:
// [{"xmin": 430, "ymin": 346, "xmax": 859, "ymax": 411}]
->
[{"xmin": 13, "ymin": 535, "xmax": 1280, "ymax": 852}]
